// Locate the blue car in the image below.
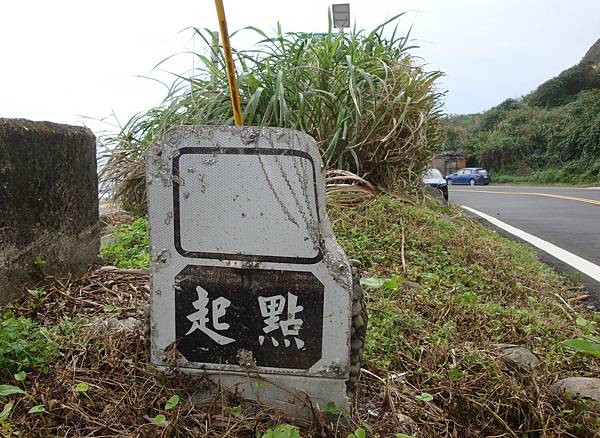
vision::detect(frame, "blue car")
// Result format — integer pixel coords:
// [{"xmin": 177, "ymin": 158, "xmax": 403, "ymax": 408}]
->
[{"xmin": 446, "ymin": 168, "xmax": 491, "ymax": 186}]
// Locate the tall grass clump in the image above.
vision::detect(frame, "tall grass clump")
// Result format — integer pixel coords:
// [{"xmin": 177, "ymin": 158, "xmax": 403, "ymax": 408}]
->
[{"xmin": 101, "ymin": 14, "xmax": 445, "ymax": 214}]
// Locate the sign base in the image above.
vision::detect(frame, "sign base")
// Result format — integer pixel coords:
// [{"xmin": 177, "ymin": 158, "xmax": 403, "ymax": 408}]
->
[{"xmin": 162, "ymin": 367, "xmax": 350, "ymax": 418}]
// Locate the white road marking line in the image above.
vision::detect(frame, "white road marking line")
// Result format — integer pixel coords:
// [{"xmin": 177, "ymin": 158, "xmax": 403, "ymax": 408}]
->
[{"xmin": 461, "ymin": 205, "xmax": 600, "ymax": 284}]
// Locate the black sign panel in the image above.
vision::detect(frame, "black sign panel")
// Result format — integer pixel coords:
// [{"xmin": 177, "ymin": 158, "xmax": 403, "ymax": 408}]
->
[{"xmin": 174, "ymin": 265, "xmax": 324, "ymax": 369}]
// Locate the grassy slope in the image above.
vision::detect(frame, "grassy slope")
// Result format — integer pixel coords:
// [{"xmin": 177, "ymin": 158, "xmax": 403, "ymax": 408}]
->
[
  {"xmin": 2, "ymin": 195, "xmax": 599, "ymax": 436},
  {"xmin": 330, "ymin": 196, "xmax": 600, "ymax": 436}
]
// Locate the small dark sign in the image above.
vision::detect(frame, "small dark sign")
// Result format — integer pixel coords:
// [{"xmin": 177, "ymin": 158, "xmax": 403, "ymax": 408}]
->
[{"xmin": 175, "ymin": 265, "xmax": 324, "ymax": 369}]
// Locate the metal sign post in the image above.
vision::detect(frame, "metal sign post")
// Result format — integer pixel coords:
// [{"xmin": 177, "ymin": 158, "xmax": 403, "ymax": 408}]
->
[{"xmin": 146, "ymin": 126, "xmax": 357, "ymax": 414}]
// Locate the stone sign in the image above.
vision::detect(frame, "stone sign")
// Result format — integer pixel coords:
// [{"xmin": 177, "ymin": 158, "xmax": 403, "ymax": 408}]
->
[{"xmin": 146, "ymin": 126, "xmax": 354, "ymax": 414}]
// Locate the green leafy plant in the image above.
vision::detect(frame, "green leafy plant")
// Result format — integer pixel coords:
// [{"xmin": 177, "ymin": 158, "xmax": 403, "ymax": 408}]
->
[
  {"xmin": 99, "ymin": 218, "xmax": 150, "ymax": 268},
  {"xmin": 575, "ymin": 317, "xmax": 597, "ymax": 335},
  {"xmin": 26, "ymin": 288, "xmax": 47, "ymax": 310},
  {"xmin": 0, "ymin": 314, "xmax": 59, "ymax": 378},
  {"xmin": 0, "ymin": 401, "xmax": 14, "ymax": 435},
  {"xmin": 260, "ymin": 424, "xmax": 301, "ymax": 438},
  {"xmin": 347, "ymin": 427, "xmax": 366, "ymax": 438},
  {"xmin": 146, "ymin": 395, "xmax": 181, "ymax": 428},
  {"xmin": 360, "ymin": 277, "xmax": 400, "ymax": 290},
  {"xmin": 249, "ymin": 379, "xmax": 268, "ymax": 393},
  {"xmin": 224, "ymin": 405, "xmax": 243, "ymax": 417},
  {"xmin": 73, "ymin": 382, "xmax": 89, "ymax": 394},
  {"xmin": 321, "ymin": 401, "xmax": 343, "ymax": 415},
  {"xmin": 152, "ymin": 414, "xmax": 166, "ymax": 425},
  {"xmin": 563, "ymin": 337, "xmax": 600, "ymax": 357},
  {"xmin": 27, "ymin": 405, "xmax": 45, "ymax": 414},
  {"xmin": 415, "ymin": 392, "xmax": 434, "ymax": 402},
  {"xmin": 73, "ymin": 382, "xmax": 92, "ymax": 403},
  {"xmin": 1, "ymin": 373, "xmax": 48, "ymax": 423},
  {"xmin": 164, "ymin": 394, "xmax": 179, "ymax": 410},
  {"xmin": 0, "ymin": 401, "xmax": 13, "ymax": 420},
  {"xmin": 0, "ymin": 385, "xmax": 26, "ymax": 397},
  {"xmin": 460, "ymin": 291, "xmax": 477, "ymax": 305},
  {"xmin": 27, "ymin": 288, "xmax": 46, "ymax": 300},
  {"xmin": 448, "ymin": 367, "xmax": 464, "ymax": 380},
  {"xmin": 360, "ymin": 277, "xmax": 386, "ymax": 289}
]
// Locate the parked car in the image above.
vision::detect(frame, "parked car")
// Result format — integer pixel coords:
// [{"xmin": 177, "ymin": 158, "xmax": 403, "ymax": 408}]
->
[
  {"xmin": 423, "ymin": 168, "xmax": 448, "ymax": 201},
  {"xmin": 445, "ymin": 168, "xmax": 491, "ymax": 186}
]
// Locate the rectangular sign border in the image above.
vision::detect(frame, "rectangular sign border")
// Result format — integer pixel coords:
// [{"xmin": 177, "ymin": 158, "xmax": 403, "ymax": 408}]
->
[{"xmin": 172, "ymin": 147, "xmax": 324, "ymax": 264}]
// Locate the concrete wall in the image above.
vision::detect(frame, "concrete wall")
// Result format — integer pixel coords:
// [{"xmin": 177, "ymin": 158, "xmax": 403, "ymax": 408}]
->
[{"xmin": 0, "ymin": 119, "xmax": 99, "ymax": 304}]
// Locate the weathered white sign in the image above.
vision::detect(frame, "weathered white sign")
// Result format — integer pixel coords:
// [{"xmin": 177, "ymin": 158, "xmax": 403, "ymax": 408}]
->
[{"xmin": 146, "ymin": 126, "xmax": 353, "ymax": 414}]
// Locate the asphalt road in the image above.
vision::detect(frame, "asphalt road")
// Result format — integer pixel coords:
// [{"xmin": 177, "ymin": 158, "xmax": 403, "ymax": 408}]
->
[{"xmin": 449, "ymin": 185, "xmax": 600, "ymax": 303}]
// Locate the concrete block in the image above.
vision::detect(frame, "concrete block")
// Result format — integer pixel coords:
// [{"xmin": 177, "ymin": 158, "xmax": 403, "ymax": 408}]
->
[{"xmin": 0, "ymin": 118, "xmax": 99, "ymax": 304}]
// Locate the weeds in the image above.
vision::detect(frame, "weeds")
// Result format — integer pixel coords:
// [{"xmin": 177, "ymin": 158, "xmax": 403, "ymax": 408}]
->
[
  {"xmin": 2, "ymin": 195, "xmax": 599, "ymax": 435},
  {"xmin": 261, "ymin": 423, "xmax": 301, "ymax": 438},
  {"xmin": 331, "ymin": 196, "xmax": 600, "ymax": 436},
  {"xmin": 99, "ymin": 217, "xmax": 149, "ymax": 268},
  {"xmin": 101, "ymin": 15, "xmax": 444, "ymax": 213},
  {"xmin": 0, "ymin": 314, "xmax": 60, "ymax": 378}
]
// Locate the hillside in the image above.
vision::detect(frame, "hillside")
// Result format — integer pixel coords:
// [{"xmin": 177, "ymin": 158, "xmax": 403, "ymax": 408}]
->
[
  {"xmin": 526, "ymin": 39, "xmax": 600, "ymax": 108},
  {"xmin": 582, "ymin": 38, "xmax": 600, "ymax": 64},
  {"xmin": 444, "ymin": 38, "xmax": 600, "ymax": 183}
]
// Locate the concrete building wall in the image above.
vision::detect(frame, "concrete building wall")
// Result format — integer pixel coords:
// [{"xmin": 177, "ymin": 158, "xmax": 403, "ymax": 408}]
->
[{"xmin": 431, "ymin": 155, "xmax": 467, "ymax": 176}]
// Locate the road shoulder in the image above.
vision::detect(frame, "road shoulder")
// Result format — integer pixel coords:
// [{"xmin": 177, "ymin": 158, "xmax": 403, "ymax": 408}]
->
[{"xmin": 462, "ymin": 206, "xmax": 600, "ymax": 308}]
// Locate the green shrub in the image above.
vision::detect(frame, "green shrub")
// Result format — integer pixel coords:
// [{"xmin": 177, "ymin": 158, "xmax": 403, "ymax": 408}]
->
[
  {"xmin": 478, "ymin": 98, "xmax": 525, "ymax": 131},
  {"xmin": 527, "ymin": 62, "xmax": 600, "ymax": 108},
  {"xmin": 445, "ymin": 92, "xmax": 600, "ymax": 183},
  {"xmin": 101, "ymin": 15, "xmax": 444, "ymax": 214},
  {"xmin": 488, "ymin": 174, "xmax": 531, "ymax": 184},
  {"xmin": 0, "ymin": 314, "xmax": 59, "ymax": 377},
  {"xmin": 100, "ymin": 218, "xmax": 149, "ymax": 268}
]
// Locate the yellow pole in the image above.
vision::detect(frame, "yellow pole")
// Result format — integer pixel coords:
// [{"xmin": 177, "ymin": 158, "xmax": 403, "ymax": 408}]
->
[{"xmin": 214, "ymin": 0, "xmax": 243, "ymax": 126}]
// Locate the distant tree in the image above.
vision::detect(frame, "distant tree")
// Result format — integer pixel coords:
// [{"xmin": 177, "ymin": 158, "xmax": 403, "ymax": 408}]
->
[
  {"xmin": 441, "ymin": 113, "xmax": 481, "ymax": 153},
  {"xmin": 563, "ymin": 89, "xmax": 600, "ymax": 158},
  {"xmin": 527, "ymin": 62, "xmax": 600, "ymax": 107},
  {"xmin": 479, "ymin": 98, "xmax": 525, "ymax": 131}
]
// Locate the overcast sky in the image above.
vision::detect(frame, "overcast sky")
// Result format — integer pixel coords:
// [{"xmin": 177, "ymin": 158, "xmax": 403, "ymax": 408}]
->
[{"xmin": 1, "ymin": 0, "xmax": 599, "ymax": 136}]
